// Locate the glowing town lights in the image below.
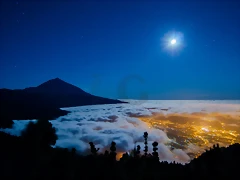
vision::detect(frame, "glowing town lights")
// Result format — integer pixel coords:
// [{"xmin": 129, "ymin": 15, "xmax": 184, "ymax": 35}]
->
[
  {"xmin": 201, "ymin": 127, "xmax": 209, "ymax": 132},
  {"xmin": 137, "ymin": 113, "xmax": 240, "ymax": 160}
]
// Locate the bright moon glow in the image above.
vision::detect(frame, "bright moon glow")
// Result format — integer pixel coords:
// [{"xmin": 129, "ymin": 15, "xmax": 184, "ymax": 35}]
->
[
  {"xmin": 171, "ymin": 39, "xmax": 176, "ymax": 45},
  {"xmin": 161, "ymin": 31, "xmax": 184, "ymax": 54}
]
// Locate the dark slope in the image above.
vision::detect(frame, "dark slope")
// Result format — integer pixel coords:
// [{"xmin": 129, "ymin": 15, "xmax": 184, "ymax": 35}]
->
[
  {"xmin": 0, "ymin": 129, "xmax": 239, "ymax": 179},
  {"xmin": 24, "ymin": 78, "xmax": 89, "ymax": 95},
  {"xmin": 0, "ymin": 78, "xmax": 126, "ymax": 128}
]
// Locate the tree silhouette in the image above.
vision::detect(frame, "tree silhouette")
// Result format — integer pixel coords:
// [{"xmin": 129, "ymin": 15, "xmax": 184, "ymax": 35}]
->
[
  {"xmin": 152, "ymin": 141, "xmax": 159, "ymax": 160},
  {"xmin": 136, "ymin": 145, "xmax": 141, "ymax": 156},
  {"xmin": 132, "ymin": 144, "xmax": 141, "ymax": 158},
  {"xmin": 143, "ymin": 132, "xmax": 148, "ymax": 156},
  {"xmin": 21, "ymin": 119, "xmax": 57, "ymax": 149},
  {"xmin": 1, "ymin": 128, "xmax": 240, "ymax": 179},
  {"xmin": 120, "ymin": 152, "xmax": 129, "ymax": 162},
  {"xmin": 104, "ymin": 150, "xmax": 109, "ymax": 157},
  {"xmin": 0, "ymin": 117, "xmax": 13, "ymax": 128},
  {"xmin": 71, "ymin": 148, "xmax": 76, "ymax": 156},
  {"xmin": 89, "ymin": 142, "xmax": 99, "ymax": 155},
  {"xmin": 110, "ymin": 141, "xmax": 117, "ymax": 160},
  {"xmin": 133, "ymin": 146, "xmax": 137, "ymax": 157}
]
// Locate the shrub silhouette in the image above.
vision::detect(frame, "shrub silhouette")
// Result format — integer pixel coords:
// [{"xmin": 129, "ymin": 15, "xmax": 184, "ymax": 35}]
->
[
  {"xmin": 21, "ymin": 119, "xmax": 57, "ymax": 149},
  {"xmin": 104, "ymin": 150, "xmax": 109, "ymax": 156},
  {"xmin": 1, "ymin": 127, "xmax": 240, "ymax": 179}
]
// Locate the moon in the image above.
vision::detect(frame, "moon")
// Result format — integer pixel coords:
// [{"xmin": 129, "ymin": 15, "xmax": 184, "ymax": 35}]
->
[
  {"xmin": 171, "ymin": 39, "xmax": 176, "ymax": 45},
  {"xmin": 161, "ymin": 31, "xmax": 184, "ymax": 54}
]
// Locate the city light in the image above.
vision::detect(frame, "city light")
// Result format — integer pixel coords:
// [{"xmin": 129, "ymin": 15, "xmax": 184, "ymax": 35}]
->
[{"xmin": 138, "ymin": 113, "xmax": 240, "ymax": 159}]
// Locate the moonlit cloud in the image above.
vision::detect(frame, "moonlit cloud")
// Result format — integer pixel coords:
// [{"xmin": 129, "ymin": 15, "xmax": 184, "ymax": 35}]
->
[{"xmin": 1, "ymin": 100, "xmax": 239, "ymax": 164}]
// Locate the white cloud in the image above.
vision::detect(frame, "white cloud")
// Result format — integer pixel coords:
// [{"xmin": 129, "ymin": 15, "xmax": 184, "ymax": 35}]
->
[
  {"xmin": 0, "ymin": 120, "xmax": 37, "ymax": 136},
  {"xmin": 1, "ymin": 100, "xmax": 239, "ymax": 164}
]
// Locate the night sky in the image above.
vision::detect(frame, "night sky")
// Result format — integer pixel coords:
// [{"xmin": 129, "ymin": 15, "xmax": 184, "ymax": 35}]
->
[{"xmin": 1, "ymin": 0, "xmax": 240, "ymax": 99}]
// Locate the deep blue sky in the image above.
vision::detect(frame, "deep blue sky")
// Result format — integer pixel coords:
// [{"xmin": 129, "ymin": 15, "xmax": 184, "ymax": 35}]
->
[{"xmin": 1, "ymin": 0, "xmax": 240, "ymax": 99}]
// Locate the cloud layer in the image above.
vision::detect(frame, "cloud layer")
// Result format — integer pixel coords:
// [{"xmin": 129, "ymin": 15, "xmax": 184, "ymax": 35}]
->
[{"xmin": 1, "ymin": 100, "xmax": 240, "ymax": 164}]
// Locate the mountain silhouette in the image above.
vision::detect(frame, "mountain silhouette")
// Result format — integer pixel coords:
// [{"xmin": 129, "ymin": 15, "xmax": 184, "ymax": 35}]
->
[
  {"xmin": 0, "ymin": 78, "xmax": 126, "ymax": 128},
  {"xmin": 24, "ymin": 78, "xmax": 89, "ymax": 95}
]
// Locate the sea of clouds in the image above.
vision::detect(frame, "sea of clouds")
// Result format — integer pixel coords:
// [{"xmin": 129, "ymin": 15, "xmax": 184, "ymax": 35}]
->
[{"xmin": 1, "ymin": 100, "xmax": 240, "ymax": 164}]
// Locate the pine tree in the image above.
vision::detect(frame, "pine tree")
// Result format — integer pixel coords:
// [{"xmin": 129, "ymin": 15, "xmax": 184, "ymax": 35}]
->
[
  {"xmin": 143, "ymin": 132, "xmax": 148, "ymax": 156},
  {"xmin": 152, "ymin": 141, "xmax": 159, "ymax": 160},
  {"xmin": 136, "ymin": 145, "xmax": 141, "ymax": 156}
]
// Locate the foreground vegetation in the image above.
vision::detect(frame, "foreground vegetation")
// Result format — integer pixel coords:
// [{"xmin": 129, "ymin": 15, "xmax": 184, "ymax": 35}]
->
[{"xmin": 0, "ymin": 120, "xmax": 239, "ymax": 179}]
